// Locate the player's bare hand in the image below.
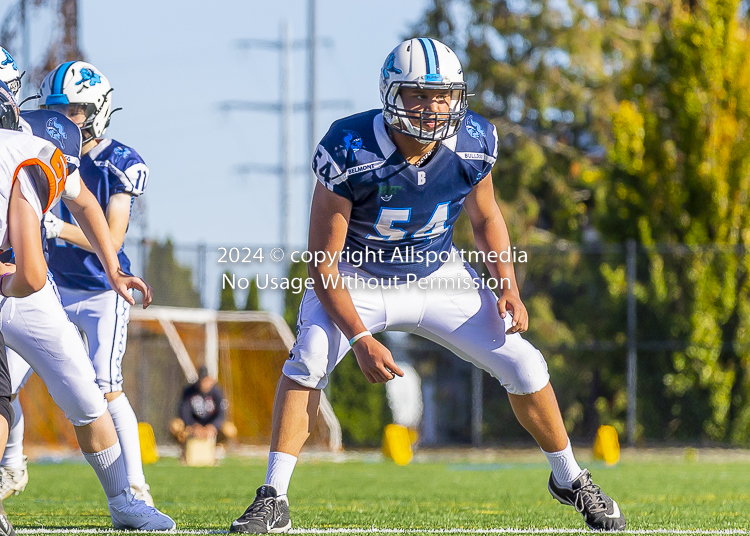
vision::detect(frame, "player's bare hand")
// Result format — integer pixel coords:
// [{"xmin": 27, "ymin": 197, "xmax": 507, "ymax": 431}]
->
[
  {"xmin": 497, "ymin": 290, "xmax": 528, "ymax": 334},
  {"xmin": 0, "ymin": 263, "xmax": 16, "ymax": 276},
  {"xmin": 110, "ymin": 268, "xmax": 153, "ymax": 308},
  {"xmin": 352, "ymin": 336, "xmax": 404, "ymax": 384}
]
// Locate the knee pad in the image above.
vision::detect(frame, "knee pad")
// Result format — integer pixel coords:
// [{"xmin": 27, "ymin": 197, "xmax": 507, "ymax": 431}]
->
[{"xmin": 0, "ymin": 395, "xmax": 15, "ymax": 430}]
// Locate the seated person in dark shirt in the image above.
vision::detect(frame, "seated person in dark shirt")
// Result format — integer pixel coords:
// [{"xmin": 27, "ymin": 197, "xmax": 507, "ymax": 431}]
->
[{"xmin": 170, "ymin": 366, "xmax": 237, "ymax": 445}]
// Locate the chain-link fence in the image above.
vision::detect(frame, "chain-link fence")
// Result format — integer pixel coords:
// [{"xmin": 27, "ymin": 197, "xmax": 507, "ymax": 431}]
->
[{"xmin": 129, "ymin": 238, "xmax": 750, "ymax": 446}]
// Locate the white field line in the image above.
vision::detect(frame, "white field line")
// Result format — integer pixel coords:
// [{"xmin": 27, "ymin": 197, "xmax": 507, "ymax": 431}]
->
[{"xmin": 12, "ymin": 529, "xmax": 750, "ymax": 535}]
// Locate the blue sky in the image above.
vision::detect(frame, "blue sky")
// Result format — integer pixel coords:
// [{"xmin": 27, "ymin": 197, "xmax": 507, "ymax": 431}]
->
[
  {"xmin": 0, "ymin": 0, "xmax": 435, "ymax": 308},
  {"xmin": 0, "ymin": 0, "xmax": 432, "ymax": 248}
]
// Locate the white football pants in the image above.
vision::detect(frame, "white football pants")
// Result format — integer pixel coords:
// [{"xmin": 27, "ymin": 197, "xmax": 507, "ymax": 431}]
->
[
  {"xmin": 283, "ymin": 253, "xmax": 550, "ymax": 395},
  {"xmin": 57, "ymin": 287, "xmax": 130, "ymax": 393},
  {"xmin": 2, "ymin": 275, "xmax": 107, "ymax": 426}
]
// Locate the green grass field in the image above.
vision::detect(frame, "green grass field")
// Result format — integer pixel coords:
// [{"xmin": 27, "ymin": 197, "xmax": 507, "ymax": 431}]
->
[{"xmin": 4, "ymin": 451, "xmax": 750, "ymax": 534}]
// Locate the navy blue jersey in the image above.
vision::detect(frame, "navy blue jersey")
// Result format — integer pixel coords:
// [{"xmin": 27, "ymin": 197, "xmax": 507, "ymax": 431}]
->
[
  {"xmin": 313, "ymin": 109, "xmax": 497, "ymax": 278},
  {"xmin": 47, "ymin": 139, "xmax": 149, "ymax": 290},
  {"xmin": 20, "ymin": 110, "xmax": 81, "ymax": 174}
]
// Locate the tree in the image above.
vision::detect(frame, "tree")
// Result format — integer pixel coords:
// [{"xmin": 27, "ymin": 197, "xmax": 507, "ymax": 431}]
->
[
  {"xmin": 414, "ymin": 0, "xmax": 649, "ymax": 438},
  {"xmin": 417, "ymin": 0, "xmax": 750, "ymax": 442},
  {"xmin": 218, "ymin": 271, "xmax": 237, "ymax": 311},
  {"xmin": 244, "ymin": 278, "xmax": 260, "ymax": 311},
  {"xmin": 600, "ymin": 0, "xmax": 750, "ymax": 442},
  {"xmin": 145, "ymin": 239, "xmax": 202, "ymax": 308},
  {"xmin": 283, "ymin": 261, "xmax": 308, "ymax": 333}
]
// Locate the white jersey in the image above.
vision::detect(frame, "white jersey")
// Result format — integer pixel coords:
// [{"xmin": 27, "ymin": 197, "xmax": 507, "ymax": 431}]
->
[{"xmin": 0, "ymin": 129, "xmax": 67, "ymax": 250}]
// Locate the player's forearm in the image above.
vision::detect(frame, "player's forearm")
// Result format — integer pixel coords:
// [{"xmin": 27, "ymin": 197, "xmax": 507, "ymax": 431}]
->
[
  {"xmin": 308, "ymin": 265, "xmax": 368, "ymax": 340},
  {"xmin": 7, "ymin": 185, "xmax": 47, "ymax": 297},
  {"xmin": 57, "ymin": 221, "xmax": 96, "ymax": 252},
  {"xmin": 473, "ymin": 213, "xmax": 521, "ymax": 294},
  {"xmin": 2, "ymin": 271, "xmax": 44, "ymax": 297}
]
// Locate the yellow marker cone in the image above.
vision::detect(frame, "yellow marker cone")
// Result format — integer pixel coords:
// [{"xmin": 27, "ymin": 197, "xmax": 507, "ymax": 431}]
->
[
  {"xmin": 592, "ymin": 425, "xmax": 620, "ymax": 466},
  {"xmin": 138, "ymin": 422, "xmax": 159, "ymax": 465},
  {"xmin": 382, "ymin": 424, "xmax": 413, "ymax": 466}
]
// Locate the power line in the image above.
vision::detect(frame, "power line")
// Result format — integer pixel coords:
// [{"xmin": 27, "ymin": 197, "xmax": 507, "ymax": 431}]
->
[{"xmin": 219, "ymin": 6, "xmax": 350, "ymax": 251}]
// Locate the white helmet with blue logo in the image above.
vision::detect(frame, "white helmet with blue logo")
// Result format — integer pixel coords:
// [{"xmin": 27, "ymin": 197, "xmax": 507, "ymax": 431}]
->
[
  {"xmin": 0, "ymin": 47, "xmax": 22, "ymax": 98},
  {"xmin": 39, "ymin": 61, "xmax": 113, "ymax": 142},
  {"xmin": 379, "ymin": 38, "xmax": 468, "ymax": 142}
]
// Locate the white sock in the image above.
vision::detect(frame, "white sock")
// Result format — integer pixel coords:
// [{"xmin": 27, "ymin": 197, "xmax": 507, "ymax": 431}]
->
[
  {"xmin": 1, "ymin": 397, "xmax": 24, "ymax": 468},
  {"xmin": 543, "ymin": 439, "xmax": 583, "ymax": 489},
  {"xmin": 82, "ymin": 442, "xmax": 128, "ymax": 499},
  {"xmin": 107, "ymin": 394, "xmax": 146, "ymax": 488},
  {"xmin": 265, "ymin": 452, "xmax": 297, "ymax": 496}
]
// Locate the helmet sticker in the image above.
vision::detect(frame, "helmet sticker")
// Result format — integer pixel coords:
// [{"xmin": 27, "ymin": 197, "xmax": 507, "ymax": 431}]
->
[
  {"xmin": 382, "ymin": 53, "xmax": 402, "ymax": 81},
  {"xmin": 1, "ymin": 49, "xmax": 16, "ymax": 70},
  {"xmin": 76, "ymin": 68, "xmax": 101, "ymax": 86}
]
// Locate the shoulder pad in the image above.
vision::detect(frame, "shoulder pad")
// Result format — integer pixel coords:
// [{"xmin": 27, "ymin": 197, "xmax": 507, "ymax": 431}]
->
[
  {"xmin": 99, "ymin": 140, "xmax": 149, "ymax": 196},
  {"xmin": 19, "ymin": 110, "xmax": 82, "ymax": 172},
  {"xmin": 450, "ymin": 111, "xmax": 498, "ymax": 181},
  {"xmin": 313, "ymin": 110, "xmax": 386, "ymax": 191},
  {"xmin": 15, "ymin": 140, "xmax": 67, "ymax": 213}
]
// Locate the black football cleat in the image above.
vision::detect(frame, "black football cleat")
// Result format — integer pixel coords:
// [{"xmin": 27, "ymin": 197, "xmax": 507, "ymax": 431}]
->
[
  {"xmin": 548, "ymin": 469, "xmax": 626, "ymax": 531},
  {"xmin": 230, "ymin": 485, "xmax": 291, "ymax": 534}
]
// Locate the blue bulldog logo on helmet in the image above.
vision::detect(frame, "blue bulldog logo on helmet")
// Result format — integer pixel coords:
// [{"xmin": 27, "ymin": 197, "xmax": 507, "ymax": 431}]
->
[
  {"xmin": 466, "ymin": 116, "xmax": 485, "ymax": 140},
  {"xmin": 1, "ymin": 49, "xmax": 15, "ymax": 70},
  {"xmin": 46, "ymin": 117, "xmax": 68, "ymax": 149},
  {"xmin": 343, "ymin": 130, "xmax": 362, "ymax": 152},
  {"xmin": 76, "ymin": 68, "xmax": 101, "ymax": 86},
  {"xmin": 382, "ymin": 53, "xmax": 402, "ymax": 80}
]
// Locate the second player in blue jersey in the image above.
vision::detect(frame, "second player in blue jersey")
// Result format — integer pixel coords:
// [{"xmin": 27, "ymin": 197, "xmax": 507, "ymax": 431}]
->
[{"xmin": 38, "ymin": 61, "xmax": 157, "ymax": 509}]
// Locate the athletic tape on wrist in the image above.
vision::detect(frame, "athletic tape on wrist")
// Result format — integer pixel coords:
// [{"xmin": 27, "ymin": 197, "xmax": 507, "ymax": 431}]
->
[{"xmin": 349, "ymin": 330, "xmax": 372, "ymax": 347}]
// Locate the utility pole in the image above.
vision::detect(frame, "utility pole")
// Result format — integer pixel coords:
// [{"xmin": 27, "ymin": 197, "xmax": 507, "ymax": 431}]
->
[
  {"xmin": 220, "ymin": 13, "xmax": 349, "ymax": 250},
  {"xmin": 626, "ymin": 239, "xmax": 637, "ymax": 446},
  {"xmin": 307, "ymin": 0, "xmax": 317, "ymax": 207},
  {"xmin": 280, "ymin": 20, "xmax": 294, "ymax": 250},
  {"xmin": 19, "ymin": 0, "xmax": 29, "ymax": 101}
]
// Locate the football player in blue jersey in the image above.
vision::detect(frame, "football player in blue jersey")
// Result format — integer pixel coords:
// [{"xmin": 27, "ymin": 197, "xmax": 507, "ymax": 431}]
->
[
  {"xmin": 33, "ymin": 61, "xmax": 155, "ymax": 507},
  {"xmin": 0, "ymin": 54, "xmax": 175, "ymax": 530},
  {"xmin": 230, "ymin": 38, "xmax": 626, "ymax": 533},
  {"xmin": 0, "ymin": 79, "xmax": 175, "ymax": 532}
]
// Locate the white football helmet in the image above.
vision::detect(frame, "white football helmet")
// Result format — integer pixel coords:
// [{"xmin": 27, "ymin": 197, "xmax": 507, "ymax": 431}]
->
[
  {"xmin": 0, "ymin": 47, "xmax": 23, "ymax": 98},
  {"xmin": 379, "ymin": 38, "xmax": 467, "ymax": 142},
  {"xmin": 39, "ymin": 61, "xmax": 114, "ymax": 142}
]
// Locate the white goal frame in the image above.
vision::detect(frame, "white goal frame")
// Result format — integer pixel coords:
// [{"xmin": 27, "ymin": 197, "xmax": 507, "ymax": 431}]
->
[{"xmin": 129, "ymin": 306, "xmax": 342, "ymax": 451}]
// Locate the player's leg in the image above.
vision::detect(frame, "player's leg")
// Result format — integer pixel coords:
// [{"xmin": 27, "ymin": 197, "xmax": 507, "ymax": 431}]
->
[
  {"xmin": 414, "ymin": 258, "xmax": 625, "ymax": 531},
  {"xmin": 0, "ymin": 280, "xmax": 174, "ymax": 530},
  {"xmin": 0, "ymin": 349, "xmax": 32, "ymax": 500},
  {"xmin": 230, "ymin": 285, "xmax": 387, "ymax": 534},
  {"xmin": 0, "ymin": 334, "xmax": 17, "ymax": 535},
  {"xmin": 57, "ymin": 286, "xmax": 152, "ymax": 505}
]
